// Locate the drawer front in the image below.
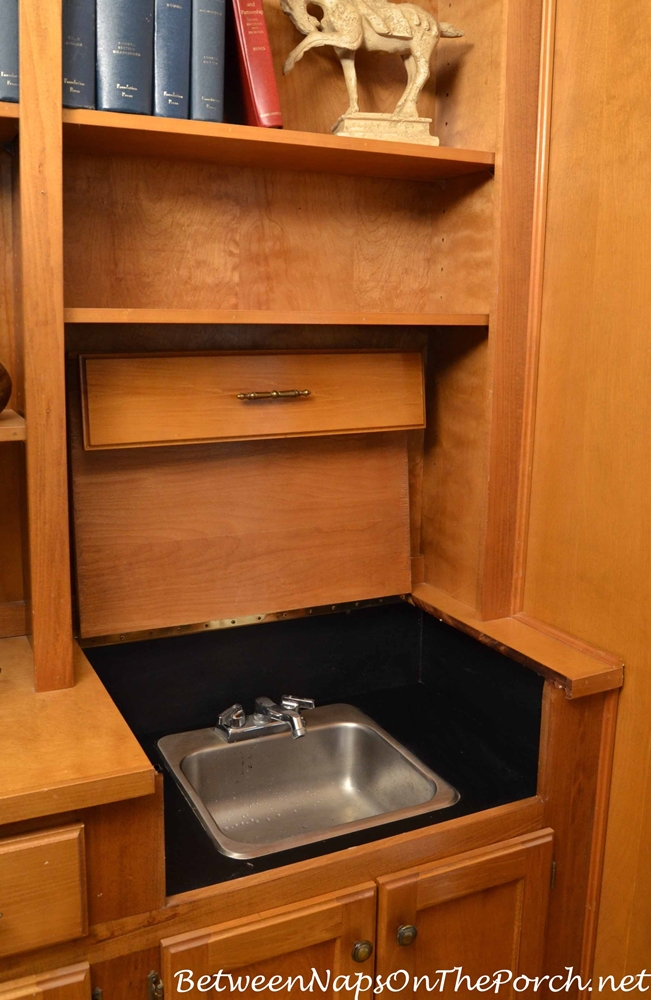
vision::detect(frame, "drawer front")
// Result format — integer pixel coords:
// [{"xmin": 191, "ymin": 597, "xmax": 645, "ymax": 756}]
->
[
  {"xmin": 0, "ymin": 825, "xmax": 87, "ymax": 958},
  {"xmin": 80, "ymin": 351, "xmax": 425, "ymax": 449}
]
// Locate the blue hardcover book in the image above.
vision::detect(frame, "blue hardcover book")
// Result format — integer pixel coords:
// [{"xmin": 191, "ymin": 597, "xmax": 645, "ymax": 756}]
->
[
  {"xmin": 0, "ymin": 0, "xmax": 18, "ymax": 103},
  {"xmin": 191, "ymin": 0, "xmax": 226, "ymax": 122},
  {"xmin": 63, "ymin": 0, "xmax": 96, "ymax": 109},
  {"xmin": 154, "ymin": 0, "xmax": 191, "ymax": 118},
  {"xmin": 97, "ymin": 0, "xmax": 154, "ymax": 115}
]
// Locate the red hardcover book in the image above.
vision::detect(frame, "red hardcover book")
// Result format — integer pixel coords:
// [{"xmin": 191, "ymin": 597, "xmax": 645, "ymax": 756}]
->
[{"xmin": 232, "ymin": 0, "xmax": 283, "ymax": 128}]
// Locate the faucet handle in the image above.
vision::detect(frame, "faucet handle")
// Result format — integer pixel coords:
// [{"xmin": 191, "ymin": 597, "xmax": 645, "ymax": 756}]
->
[
  {"xmin": 281, "ymin": 696, "xmax": 315, "ymax": 711},
  {"xmin": 218, "ymin": 703, "xmax": 246, "ymax": 729}
]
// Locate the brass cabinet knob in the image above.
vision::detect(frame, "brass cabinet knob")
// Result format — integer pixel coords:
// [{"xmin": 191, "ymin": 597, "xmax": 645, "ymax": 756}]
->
[
  {"xmin": 397, "ymin": 924, "xmax": 418, "ymax": 946},
  {"xmin": 351, "ymin": 940, "xmax": 374, "ymax": 962}
]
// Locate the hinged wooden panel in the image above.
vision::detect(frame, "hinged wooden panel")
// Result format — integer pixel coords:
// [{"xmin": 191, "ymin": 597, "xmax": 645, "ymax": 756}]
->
[
  {"xmin": 0, "ymin": 825, "xmax": 87, "ymax": 958},
  {"xmin": 161, "ymin": 883, "xmax": 376, "ymax": 998},
  {"xmin": 80, "ymin": 351, "xmax": 425, "ymax": 450},
  {"xmin": 376, "ymin": 830, "xmax": 553, "ymax": 996},
  {"xmin": 70, "ymin": 360, "xmax": 412, "ymax": 637}
]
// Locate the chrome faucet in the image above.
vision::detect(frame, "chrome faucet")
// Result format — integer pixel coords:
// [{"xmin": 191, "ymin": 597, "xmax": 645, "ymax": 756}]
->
[
  {"xmin": 217, "ymin": 695, "xmax": 315, "ymax": 743},
  {"xmin": 254, "ymin": 696, "xmax": 314, "ymax": 738}
]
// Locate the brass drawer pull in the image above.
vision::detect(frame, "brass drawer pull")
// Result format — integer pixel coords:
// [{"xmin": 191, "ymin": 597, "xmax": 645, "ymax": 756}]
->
[
  {"xmin": 397, "ymin": 924, "xmax": 418, "ymax": 946},
  {"xmin": 237, "ymin": 389, "xmax": 311, "ymax": 400}
]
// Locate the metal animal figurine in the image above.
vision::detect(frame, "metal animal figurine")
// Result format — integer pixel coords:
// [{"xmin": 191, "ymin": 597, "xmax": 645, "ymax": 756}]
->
[{"xmin": 281, "ymin": 0, "xmax": 463, "ymax": 130}]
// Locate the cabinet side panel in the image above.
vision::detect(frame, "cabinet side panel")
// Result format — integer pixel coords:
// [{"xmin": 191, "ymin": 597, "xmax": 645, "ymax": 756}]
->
[{"xmin": 420, "ymin": 328, "xmax": 490, "ymax": 608}]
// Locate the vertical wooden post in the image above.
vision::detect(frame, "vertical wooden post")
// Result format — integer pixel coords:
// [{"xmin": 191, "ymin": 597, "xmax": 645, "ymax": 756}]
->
[
  {"xmin": 476, "ymin": 0, "xmax": 548, "ymax": 619},
  {"xmin": 17, "ymin": 0, "xmax": 74, "ymax": 688}
]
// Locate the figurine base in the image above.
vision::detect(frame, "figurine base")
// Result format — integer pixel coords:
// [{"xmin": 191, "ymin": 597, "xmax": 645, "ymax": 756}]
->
[{"xmin": 332, "ymin": 113, "xmax": 440, "ymax": 146}]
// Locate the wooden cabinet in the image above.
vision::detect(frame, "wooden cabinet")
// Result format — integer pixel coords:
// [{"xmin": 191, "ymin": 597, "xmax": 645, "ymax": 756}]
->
[
  {"xmin": 376, "ymin": 831, "xmax": 553, "ymax": 996},
  {"xmin": 0, "ymin": 825, "xmax": 87, "ymax": 959},
  {"xmin": 96, "ymin": 833, "xmax": 551, "ymax": 998},
  {"xmin": 0, "ymin": 964, "xmax": 90, "ymax": 999},
  {"xmin": 160, "ymin": 883, "xmax": 377, "ymax": 997}
]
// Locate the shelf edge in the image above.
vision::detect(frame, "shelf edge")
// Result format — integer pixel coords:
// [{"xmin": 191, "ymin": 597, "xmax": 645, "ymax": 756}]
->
[{"xmin": 64, "ymin": 309, "xmax": 490, "ymax": 327}]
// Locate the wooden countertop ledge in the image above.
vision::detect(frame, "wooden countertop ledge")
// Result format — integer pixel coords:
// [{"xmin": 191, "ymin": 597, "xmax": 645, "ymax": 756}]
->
[
  {"xmin": 411, "ymin": 584, "xmax": 624, "ymax": 699},
  {"xmin": 0, "ymin": 637, "xmax": 155, "ymax": 825}
]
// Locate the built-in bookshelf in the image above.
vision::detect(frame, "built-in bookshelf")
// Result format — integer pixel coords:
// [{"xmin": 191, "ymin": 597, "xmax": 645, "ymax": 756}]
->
[{"xmin": 62, "ymin": 108, "xmax": 495, "ymax": 183}]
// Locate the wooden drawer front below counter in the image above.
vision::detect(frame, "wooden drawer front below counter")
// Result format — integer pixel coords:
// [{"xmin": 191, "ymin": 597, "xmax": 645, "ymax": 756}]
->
[
  {"xmin": 0, "ymin": 825, "xmax": 87, "ymax": 958},
  {"xmin": 80, "ymin": 351, "xmax": 425, "ymax": 449}
]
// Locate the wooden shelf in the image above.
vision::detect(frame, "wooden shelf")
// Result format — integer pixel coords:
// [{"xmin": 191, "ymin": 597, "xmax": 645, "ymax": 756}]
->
[
  {"xmin": 0, "ymin": 637, "xmax": 155, "ymax": 824},
  {"xmin": 62, "ymin": 109, "xmax": 495, "ymax": 183},
  {"xmin": 0, "ymin": 102, "xmax": 19, "ymax": 144},
  {"xmin": 0, "ymin": 409, "xmax": 26, "ymax": 442},
  {"xmin": 64, "ymin": 308, "xmax": 490, "ymax": 327}
]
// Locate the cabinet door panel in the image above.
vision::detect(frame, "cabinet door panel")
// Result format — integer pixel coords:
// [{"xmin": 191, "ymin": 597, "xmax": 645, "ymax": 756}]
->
[
  {"xmin": 161, "ymin": 883, "xmax": 376, "ymax": 999},
  {"xmin": 0, "ymin": 964, "xmax": 90, "ymax": 1000},
  {"xmin": 377, "ymin": 831, "xmax": 553, "ymax": 998}
]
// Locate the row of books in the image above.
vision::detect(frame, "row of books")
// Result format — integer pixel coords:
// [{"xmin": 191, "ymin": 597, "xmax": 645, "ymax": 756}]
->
[{"xmin": 0, "ymin": 0, "xmax": 282, "ymax": 128}]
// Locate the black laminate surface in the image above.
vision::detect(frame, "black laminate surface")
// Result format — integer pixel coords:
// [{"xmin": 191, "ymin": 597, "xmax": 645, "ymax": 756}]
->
[{"xmin": 87, "ymin": 602, "xmax": 543, "ymax": 895}]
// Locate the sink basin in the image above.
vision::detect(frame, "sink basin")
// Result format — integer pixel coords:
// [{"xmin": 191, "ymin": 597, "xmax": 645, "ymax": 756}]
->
[{"xmin": 158, "ymin": 704, "xmax": 459, "ymax": 859}]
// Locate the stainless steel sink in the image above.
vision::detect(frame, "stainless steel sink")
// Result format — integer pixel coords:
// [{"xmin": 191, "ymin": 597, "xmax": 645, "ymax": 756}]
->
[{"xmin": 158, "ymin": 704, "xmax": 459, "ymax": 859}]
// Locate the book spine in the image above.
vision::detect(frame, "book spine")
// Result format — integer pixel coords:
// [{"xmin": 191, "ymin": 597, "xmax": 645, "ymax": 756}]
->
[
  {"xmin": 0, "ymin": 0, "xmax": 19, "ymax": 104},
  {"xmin": 232, "ymin": 0, "xmax": 282, "ymax": 128},
  {"xmin": 97, "ymin": 0, "xmax": 155, "ymax": 115},
  {"xmin": 63, "ymin": 0, "xmax": 96, "ymax": 109},
  {"xmin": 154, "ymin": 0, "xmax": 191, "ymax": 118},
  {"xmin": 191, "ymin": 0, "xmax": 226, "ymax": 122}
]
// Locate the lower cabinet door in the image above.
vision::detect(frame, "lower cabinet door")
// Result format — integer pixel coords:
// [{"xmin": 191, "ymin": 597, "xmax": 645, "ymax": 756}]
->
[
  {"xmin": 0, "ymin": 964, "xmax": 90, "ymax": 999},
  {"xmin": 161, "ymin": 883, "xmax": 377, "ymax": 998},
  {"xmin": 376, "ymin": 830, "xmax": 554, "ymax": 998}
]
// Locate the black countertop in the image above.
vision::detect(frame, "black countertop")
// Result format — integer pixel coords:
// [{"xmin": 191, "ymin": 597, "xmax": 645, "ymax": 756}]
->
[
  {"xmin": 149, "ymin": 681, "xmax": 539, "ymax": 895},
  {"xmin": 87, "ymin": 604, "xmax": 543, "ymax": 896}
]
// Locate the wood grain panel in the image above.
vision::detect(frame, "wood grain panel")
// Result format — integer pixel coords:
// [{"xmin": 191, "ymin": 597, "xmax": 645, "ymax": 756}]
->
[
  {"xmin": 70, "ymin": 391, "xmax": 412, "ymax": 636},
  {"xmin": 84, "ymin": 774, "xmax": 165, "ymax": 926},
  {"xmin": 376, "ymin": 832, "xmax": 552, "ymax": 995},
  {"xmin": 0, "ymin": 965, "xmax": 90, "ymax": 1000},
  {"xmin": 538, "ymin": 686, "xmax": 618, "ymax": 989},
  {"xmin": 0, "ymin": 825, "xmax": 86, "ymax": 958},
  {"xmin": 63, "ymin": 154, "xmax": 494, "ymax": 317},
  {"xmin": 476, "ymin": 0, "xmax": 545, "ymax": 617},
  {"xmin": 16, "ymin": 0, "xmax": 74, "ymax": 689},
  {"xmin": 90, "ymin": 949, "xmax": 159, "ymax": 1000},
  {"xmin": 518, "ymin": 0, "xmax": 651, "ymax": 980},
  {"xmin": 0, "ymin": 638, "xmax": 155, "ymax": 826},
  {"xmin": 161, "ymin": 884, "xmax": 376, "ymax": 998},
  {"xmin": 80, "ymin": 351, "xmax": 424, "ymax": 449},
  {"xmin": 420, "ymin": 328, "xmax": 490, "ymax": 607}
]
